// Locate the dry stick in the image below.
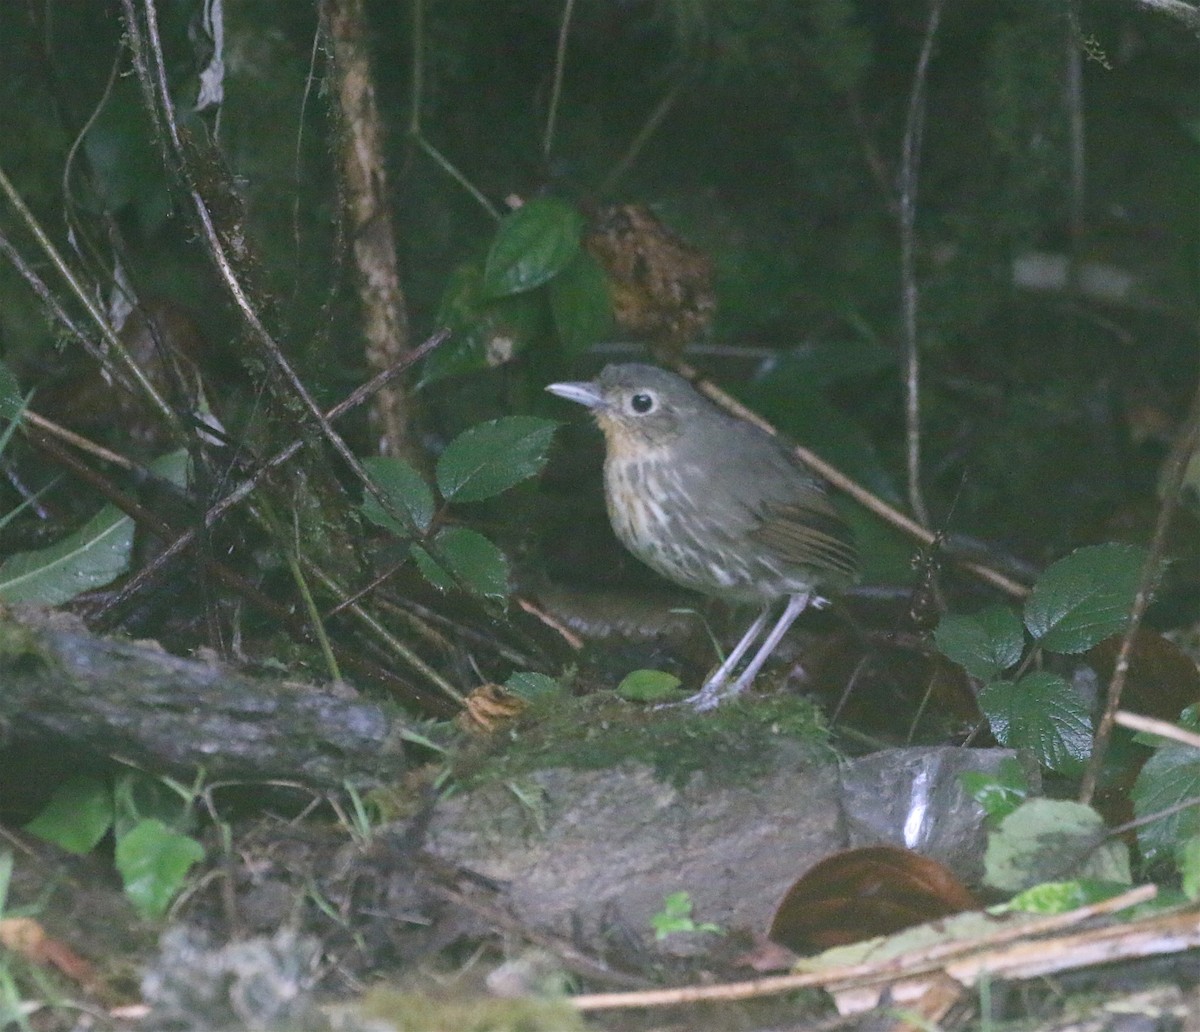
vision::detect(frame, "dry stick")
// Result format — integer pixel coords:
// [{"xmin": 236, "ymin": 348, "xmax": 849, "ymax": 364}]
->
[
  {"xmin": 542, "ymin": 0, "xmax": 576, "ymax": 157},
  {"xmin": 1079, "ymin": 363, "xmax": 1200, "ymax": 805},
  {"xmin": 120, "ymin": 0, "xmax": 421, "ymax": 547},
  {"xmin": 897, "ymin": 0, "xmax": 944, "ymax": 531},
  {"xmin": 600, "ymin": 75, "xmax": 688, "ymax": 197},
  {"xmin": 673, "ymin": 361, "xmax": 1029, "ymax": 600},
  {"xmin": 95, "ymin": 329, "xmax": 448, "ymax": 620},
  {"xmin": 570, "ymin": 884, "xmax": 1157, "ymax": 1012},
  {"xmin": 1114, "ymin": 710, "xmax": 1200, "ymax": 751},
  {"xmin": 0, "ymin": 229, "xmax": 131, "ymax": 391}
]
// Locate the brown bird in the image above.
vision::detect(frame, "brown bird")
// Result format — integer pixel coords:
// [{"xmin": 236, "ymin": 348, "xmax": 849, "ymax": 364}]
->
[{"xmin": 546, "ymin": 364, "xmax": 858, "ymax": 710}]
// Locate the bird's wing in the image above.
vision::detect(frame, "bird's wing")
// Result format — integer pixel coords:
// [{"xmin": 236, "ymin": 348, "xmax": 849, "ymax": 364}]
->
[{"xmin": 750, "ymin": 494, "xmax": 859, "ymax": 585}]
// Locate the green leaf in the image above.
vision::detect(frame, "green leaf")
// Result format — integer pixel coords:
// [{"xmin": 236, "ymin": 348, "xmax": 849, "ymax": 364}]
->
[
  {"xmin": 0, "ymin": 361, "xmax": 24, "ymax": 423},
  {"xmin": 959, "ymin": 756, "xmax": 1029, "ymax": 822},
  {"xmin": 1004, "ymin": 879, "xmax": 1131, "ymax": 914},
  {"xmin": 935, "ymin": 606, "xmax": 1025, "ymax": 680},
  {"xmin": 0, "ymin": 449, "xmax": 187, "ymax": 605},
  {"xmin": 361, "ymin": 455, "xmax": 434, "ymax": 534},
  {"xmin": 437, "ymin": 416, "xmax": 559, "ymax": 503},
  {"xmin": 0, "ymin": 500, "xmax": 135, "ymax": 604},
  {"xmin": 984, "ymin": 799, "xmax": 1131, "ymax": 893},
  {"xmin": 1131, "ymin": 745, "xmax": 1200, "ymax": 865},
  {"xmin": 1177, "ymin": 835, "xmax": 1200, "ymax": 901},
  {"xmin": 24, "ymin": 777, "xmax": 114, "ymax": 855},
  {"xmin": 114, "ymin": 818, "xmax": 205, "ymax": 919},
  {"xmin": 483, "ymin": 197, "xmax": 584, "ymax": 297},
  {"xmin": 414, "ymin": 527, "xmax": 509, "ymax": 601},
  {"xmin": 977, "ymin": 672, "xmax": 1092, "ymax": 774},
  {"xmin": 1024, "ymin": 543, "xmax": 1150, "ymax": 653},
  {"xmin": 505, "ymin": 671, "xmax": 561, "ymax": 699},
  {"xmin": 616, "ymin": 669, "xmax": 684, "ymax": 703},
  {"xmin": 549, "ymin": 250, "xmax": 614, "ymax": 354},
  {"xmin": 424, "ymin": 259, "xmax": 547, "ymax": 384}
]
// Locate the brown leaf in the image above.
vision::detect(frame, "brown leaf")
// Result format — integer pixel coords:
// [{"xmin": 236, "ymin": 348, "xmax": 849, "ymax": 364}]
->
[
  {"xmin": 456, "ymin": 683, "xmax": 527, "ymax": 734},
  {"xmin": 0, "ymin": 917, "xmax": 98, "ymax": 989},
  {"xmin": 768, "ymin": 846, "xmax": 978, "ymax": 953},
  {"xmin": 1088, "ymin": 629, "xmax": 1200, "ymax": 722}
]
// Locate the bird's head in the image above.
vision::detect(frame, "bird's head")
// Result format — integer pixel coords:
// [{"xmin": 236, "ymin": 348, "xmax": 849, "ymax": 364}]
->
[{"xmin": 545, "ymin": 364, "xmax": 707, "ymax": 454}]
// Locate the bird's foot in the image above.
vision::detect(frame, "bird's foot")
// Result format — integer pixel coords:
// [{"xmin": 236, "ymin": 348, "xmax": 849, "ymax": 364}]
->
[{"xmin": 683, "ymin": 679, "xmax": 741, "ymax": 712}]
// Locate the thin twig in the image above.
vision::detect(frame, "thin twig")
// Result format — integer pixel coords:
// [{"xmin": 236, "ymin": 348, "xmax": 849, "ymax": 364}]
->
[
  {"xmin": 1114, "ymin": 710, "xmax": 1200, "ymax": 750},
  {"xmin": 542, "ymin": 0, "xmax": 576, "ymax": 157},
  {"xmin": 897, "ymin": 0, "xmax": 944, "ymax": 530},
  {"xmin": 122, "ymin": 0, "xmax": 427, "ymax": 544},
  {"xmin": 1079, "ymin": 349, "xmax": 1200, "ymax": 804},
  {"xmin": 95, "ymin": 330, "xmax": 448, "ymax": 617},
  {"xmin": 0, "ymin": 168, "xmax": 179, "ymax": 430},
  {"xmin": 600, "ymin": 75, "xmax": 687, "ymax": 197}
]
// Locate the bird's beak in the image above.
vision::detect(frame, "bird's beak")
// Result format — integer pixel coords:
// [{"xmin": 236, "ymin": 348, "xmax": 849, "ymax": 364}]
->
[{"xmin": 545, "ymin": 380, "xmax": 606, "ymax": 409}]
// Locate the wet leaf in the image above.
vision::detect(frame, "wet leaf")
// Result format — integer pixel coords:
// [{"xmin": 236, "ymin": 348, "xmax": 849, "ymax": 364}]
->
[
  {"xmin": 115, "ymin": 818, "xmax": 205, "ymax": 919},
  {"xmin": 959, "ymin": 756, "xmax": 1029, "ymax": 822},
  {"xmin": 935, "ymin": 605, "xmax": 1025, "ymax": 680},
  {"xmin": 984, "ymin": 799, "xmax": 1131, "ymax": 892},
  {"xmin": 414, "ymin": 526, "xmax": 509, "ymax": 601},
  {"xmin": 25, "ymin": 777, "xmax": 113, "ymax": 855},
  {"xmin": 437, "ymin": 416, "xmax": 558, "ymax": 503},
  {"xmin": 978, "ymin": 672, "xmax": 1092, "ymax": 774},
  {"xmin": 1131, "ymin": 745, "xmax": 1200, "ymax": 865},
  {"xmin": 361, "ymin": 455, "xmax": 434, "ymax": 534},
  {"xmin": 1024, "ymin": 543, "xmax": 1150, "ymax": 653},
  {"xmin": 484, "ymin": 198, "xmax": 584, "ymax": 297},
  {"xmin": 616, "ymin": 669, "xmax": 683, "ymax": 702},
  {"xmin": 769, "ymin": 846, "xmax": 978, "ymax": 952}
]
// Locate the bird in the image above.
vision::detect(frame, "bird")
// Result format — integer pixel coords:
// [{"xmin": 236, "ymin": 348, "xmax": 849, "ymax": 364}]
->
[{"xmin": 546, "ymin": 363, "xmax": 858, "ymax": 710}]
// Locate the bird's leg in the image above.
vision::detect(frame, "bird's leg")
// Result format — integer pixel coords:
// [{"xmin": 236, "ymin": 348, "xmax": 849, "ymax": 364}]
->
[
  {"xmin": 683, "ymin": 605, "xmax": 771, "ymax": 710},
  {"xmin": 691, "ymin": 592, "xmax": 812, "ymax": 711}
]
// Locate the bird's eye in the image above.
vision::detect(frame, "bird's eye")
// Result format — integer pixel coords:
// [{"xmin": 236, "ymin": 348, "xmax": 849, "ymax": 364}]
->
[{"xmin": 629, "ymin": 392, "xmax": 656, "ymax": 415}]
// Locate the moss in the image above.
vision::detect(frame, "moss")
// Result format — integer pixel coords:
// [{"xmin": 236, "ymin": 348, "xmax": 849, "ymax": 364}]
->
[{"xmin": 453, "ymin": 689, "xmax": 831, "ymax": 791}]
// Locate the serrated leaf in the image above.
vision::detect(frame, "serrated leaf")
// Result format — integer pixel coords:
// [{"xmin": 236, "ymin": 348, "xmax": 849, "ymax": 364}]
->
[
  {"xmin": 505, "ymin": 671, "xmax": 561, "ymax": 699},
  {"xmin": 935, "ymin": 606, "xmax": 1025, "ymax": 680},
  {"xmin": 617, "ymin": 669, "xmax": 684, "ymax": 702},
  {"xmin": 984, "ymin": 799, "xmax": 1131, "ymax": 893},
  {"xmin": 361, "ymin": 455, "xmax": 434, "ymax": 534},
  {"xmin": 1024, "ymin": 543, "xmax": 1150, "ymax": 653},
  {"xmin": 978, "ymin": 672, "xmax": 1092, "ymax": 774},
  {"xmin": 1131, "ymin": 745, "xmax": 1200, "ymax": 865},
  {"xmin": 549, "ymin": 249, "xmax": 614, "ymax": 354},
  {"xmin": 414, "ymin": 527, "xmax": 509, "ymax": 601},
  {"xmin": 484, "ymin": 197, "xmax": 584, "ymax": 297},
  {"xmin": 115, "ymin": 818, "xmax": 205, "ymax": 919},
  {"xmin": 959, "ymin": 756, "xmax": 1029, "ymax": 822},
  {"xmin": 24, "ymin": 777, "xmax": 114, "ymax": 855},
  {"xmin": 436, "ymin": 416, "xmax": 558, "ymax": 502}
]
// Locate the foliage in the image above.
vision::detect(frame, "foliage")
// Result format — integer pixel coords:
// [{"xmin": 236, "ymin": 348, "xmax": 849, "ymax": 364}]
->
[
  {"xmin": 651, "ymin": 890, "xmax": 722, "ymax": 940},
  {"xmin": 935, "ymin": 543, "xmax": 1152, "ymax": 773},
  {"xmin": 24, "ymin": 772, "xmax": 205, "ymax": 920}
]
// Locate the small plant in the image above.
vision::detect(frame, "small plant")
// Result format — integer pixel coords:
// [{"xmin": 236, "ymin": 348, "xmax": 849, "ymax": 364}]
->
[
  {"xmin": 651, "ymin": 891, "xmax": 722, "ymax": 941},
  {"xmin": 24, "ymin": 771, "xmax": 206, "ymax": 920},
  {"xmin": 935, "ymin": 543, "xmax": 1150, "ymax": 775}
]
